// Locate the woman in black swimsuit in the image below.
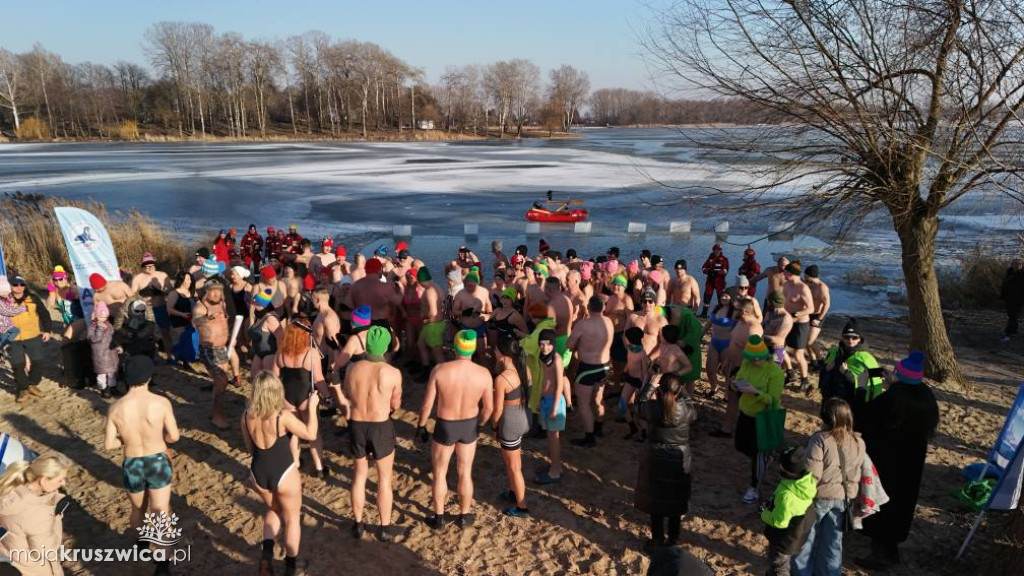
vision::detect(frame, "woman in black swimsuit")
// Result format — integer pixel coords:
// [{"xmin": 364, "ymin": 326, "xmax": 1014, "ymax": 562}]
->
[
  {"xmin": 241, "ymin": 372, "xmax": 320, "ymax": 576},
  {"xmin": 488, "ymin": 288, "xmax": 528, "ymax": 359},
  {"xmin": 271, "ymin": 320, "xmax": 330, "ymax": 478},
  {"xmin": 248, "ymin": 290, "xmax": 282, "ymax": 376},
  {"xmin": 165, "ymin": 271, "xmax": 194, "ymax": 358}
]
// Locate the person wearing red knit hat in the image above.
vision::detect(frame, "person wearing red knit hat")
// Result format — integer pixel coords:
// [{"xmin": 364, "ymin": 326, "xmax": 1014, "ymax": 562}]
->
[
  {"xmin": 350, "ymin": 257, "xmax": 402, "ymax": 331},
  {"xmin": 90, "ymin": 272, "xmax": 134, "ymax": 323}
]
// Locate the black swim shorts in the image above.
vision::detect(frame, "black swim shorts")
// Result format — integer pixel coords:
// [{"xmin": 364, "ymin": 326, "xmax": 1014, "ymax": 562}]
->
[{"xmin": 349, "ymin": 419, "xmax": 396, "ymax": 459}]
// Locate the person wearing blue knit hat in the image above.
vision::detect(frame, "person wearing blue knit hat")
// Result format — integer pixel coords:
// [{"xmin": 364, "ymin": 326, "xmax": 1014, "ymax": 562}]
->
[{"xmin": 856, "ymin": 350, "xmax": 939, "ymax": 570}]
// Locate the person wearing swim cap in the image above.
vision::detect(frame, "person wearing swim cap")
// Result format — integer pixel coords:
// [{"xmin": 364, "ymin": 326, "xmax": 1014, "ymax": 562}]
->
[
  {"xmin": 452, "ymin": 270, "xmax": 492, "ymax": 361},
  {"xmin": 417, "ymin": 330, "xmax": 493, "ymax": 530},
  {"xmin": 781, "ymin": 260, "xmax": 815, "ymax": 393},
  {"xmin": 104, "ymin": 355, "xmax": 180, "ymax": 575},
  {"xmin": 349, "ymin": 257, "xmax": 402, "ymax": 331},
  {"xmin": 605, "ymin": 273, "xmax": 635, "ymax": 375},
  {"xmin": 535, "ymin": 329, "xmax": 571, "ymax": 484},
  {"xmin": 342, "ymin": 325, "xmax": 402, "ymax": 541},
  {"xmin": 413, "ymin": 267, "xmax": 448, "ymax": 378},
  {"xmin": 568, "ymin": 296, "xmax": 614, "ymax": 448}
]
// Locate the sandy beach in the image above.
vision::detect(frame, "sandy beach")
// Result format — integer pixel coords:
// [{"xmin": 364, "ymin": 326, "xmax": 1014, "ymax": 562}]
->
[{"xmin": 1, "ymin": 310, "xmax": 1021, "ymax": 576}]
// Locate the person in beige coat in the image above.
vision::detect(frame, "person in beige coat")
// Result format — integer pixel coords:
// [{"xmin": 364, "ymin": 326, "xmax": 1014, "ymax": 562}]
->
[
  {"xmin": 792, "ymin": 398, "xmax": 866, "ymax": 576},
  {"xmin": 0, "ymin": 454, "xmax": 72, "ymax": 576}
]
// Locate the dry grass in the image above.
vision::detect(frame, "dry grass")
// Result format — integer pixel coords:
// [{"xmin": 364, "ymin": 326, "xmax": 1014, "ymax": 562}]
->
[
  {"xmin": 14, "ymin": 117, "xmax": 49, "ymax": 141},
  {"xmin": 937, "ymin": 247, "xmax": 1008, "ymax": 310},
  {"xmin": 0, "ymin": 194, "xmax": 187, "ymax": 287}
]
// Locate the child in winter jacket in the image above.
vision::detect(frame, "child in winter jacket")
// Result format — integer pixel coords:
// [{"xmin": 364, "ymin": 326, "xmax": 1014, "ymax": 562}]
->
[
  {"xmin": 88, "ymin": 301, "xmax": 119, "ymax": 397},
  {"xmin": 761, "ymin": 447, "xmax": 817, "ymax": 576},
  {"xmin": 0, "ymin": 279, "xmax": 26, "ymax": 355}
]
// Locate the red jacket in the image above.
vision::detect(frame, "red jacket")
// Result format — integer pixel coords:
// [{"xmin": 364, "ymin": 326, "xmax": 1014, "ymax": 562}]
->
[
  {"xmin": 739, "ymin": 258, "xmax": 761, "ymax": 281},
  {"xmin": 241, "ymin": 232, "xmax": 264, "ymax": 258},
  {"xmin": 702, "ymin": 254, "xmax": 729, "ymax": 277}
]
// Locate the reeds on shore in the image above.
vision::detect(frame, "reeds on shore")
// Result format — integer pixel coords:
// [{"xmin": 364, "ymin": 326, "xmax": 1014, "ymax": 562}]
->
[{"xmin": 0, "ymin": 194, "xmax": 187, "ymax": 287}]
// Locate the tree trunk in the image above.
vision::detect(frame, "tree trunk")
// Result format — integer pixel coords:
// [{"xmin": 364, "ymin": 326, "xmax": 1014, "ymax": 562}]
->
[{"xmin": 895, "ymin": 212, "xmax": 965, "ymax": 385}]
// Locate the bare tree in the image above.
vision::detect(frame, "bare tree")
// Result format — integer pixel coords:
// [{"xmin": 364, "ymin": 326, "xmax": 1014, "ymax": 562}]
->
[
  {"xmin": 548, "ymin": 64, "xmax": 590, "ymax": 132},
  {"xmin": 646, "ymin": 0, "xmax": 1024, "ymax": 383},
  {"xmin": 510, "ymin": 59, "xmax": 540, "ymax": 137},
  {"xmin": 0, "ymin": 48, "xmax": 22, "ymax": 130}
]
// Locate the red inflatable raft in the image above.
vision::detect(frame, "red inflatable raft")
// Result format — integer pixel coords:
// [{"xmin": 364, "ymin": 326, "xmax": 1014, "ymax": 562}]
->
[{"xmin": 524, "ymin": 200, "xmax": 589, "ymax": 222}]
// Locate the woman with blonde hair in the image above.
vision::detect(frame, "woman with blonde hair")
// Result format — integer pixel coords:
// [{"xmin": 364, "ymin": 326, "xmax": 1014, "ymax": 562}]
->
[
  {"xmin": 242, "ymin": 371, "xmax": 320, "ymax": 576},
  {"xmin": 0, "ymin": 454, "xmax": 73, "ymax": 576},
  {"xmin": 271, "ymin": 319, "xmax": 329, "ymax": 478}
]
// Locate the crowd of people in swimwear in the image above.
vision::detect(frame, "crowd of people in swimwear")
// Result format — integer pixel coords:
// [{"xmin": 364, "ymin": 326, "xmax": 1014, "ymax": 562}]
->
[{"xmin": 0, "ymin": 223, "xmax": 943, "ymax": 576}]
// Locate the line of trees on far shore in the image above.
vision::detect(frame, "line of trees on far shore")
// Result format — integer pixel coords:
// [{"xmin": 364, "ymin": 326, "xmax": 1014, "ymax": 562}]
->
[{"xmin": 0, "ymin": 22, "xmax": 774, "ymax": 141}]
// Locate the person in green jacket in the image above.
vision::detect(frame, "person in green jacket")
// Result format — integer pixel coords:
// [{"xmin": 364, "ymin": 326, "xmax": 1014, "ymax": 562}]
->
[
  {"xmin": 520, "ymin": 309, "xmax": 557, "ymax": 415},
  {"xmin": 733, "ymin": 334, "xmax": 785, "ymax": 504},
  {"xmin": 663, "ymin": 304, "xmax": 703, "ymax": 395},
  {"xmin": 819, "ymin": 319, "xmax": 885, "ymax": 410},
  {"xmin": 761, "ymin": 447, "xmax": 817, "ymax": 576}
]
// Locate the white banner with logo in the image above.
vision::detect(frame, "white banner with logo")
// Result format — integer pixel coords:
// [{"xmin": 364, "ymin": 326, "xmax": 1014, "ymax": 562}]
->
[{"xmin": 54, "ymin": 207, "xmax": 120, "ymax": 319}]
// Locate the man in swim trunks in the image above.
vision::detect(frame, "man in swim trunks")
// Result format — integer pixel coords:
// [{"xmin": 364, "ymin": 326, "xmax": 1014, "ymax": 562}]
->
[
  {"xmin": 803, "ymin": 265, "xmax": 831, "ymax": 370},
  {"xmin": 565, "ymin": 270, "xmax": 589, "ymax": 322},
  {"xmin": 130, "ymin": 252, "xmax": 174, "ymax": 357},
  {"xmin": 104, "ymin": 356, "xmax": 179, "ymax": 574},
  {"xmin": 668, "ymin": 259, "xmax": 701, "ymax": 311},
  {"xmin": 544, "ymin": 276, "xmax": 575, "ymax": 369},
  {"xmin": 762, "ymin": 290, "xmax": 794, "ymax": 369},
  {"xmin": 781, "ymin": 260, "xmax": 815, "ymax": 393},
  {"xmin": 414, "ymin": 268, "xmax": 447, "ymax": 376},
  {"xmin": 312, "ymin": 287, "xmax": 342, "ymax": 385},
  {"xmin": 605, "ymin": 274, "xmax": 635, "ymax": 377},
  {"xmin": 350, "ymin": 257, "xmax": 402, "ymax": 329},
  {"xmin": 568, "ymin": 296, "xmax": 614, "ymax": 448},
  {"xmin": 452, "ymin": 270, "xmax": 491, "ymax": 362},
  {"xmin": 524, "ymin": 264, "xmax": 550, "ymax": 320},
  {"xmin": 535, "ymin": 329, "xmax": 572, "ymax": 484},
  {"xmin": 193, "ymin": 280, "xmax": 232, "ymax": 430},
  {"xmin": 416, "ymin": 330, "xmax": 493, "ymax": 529},
  {"xmin": 342, "ymin": 326, "xmax": 402, "ymax": 541}
]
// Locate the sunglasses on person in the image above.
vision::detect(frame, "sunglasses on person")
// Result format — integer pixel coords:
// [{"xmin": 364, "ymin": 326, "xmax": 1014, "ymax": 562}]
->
[
  {"xmin": 842, "ymin": 334, "xmax": 860, "ymax": 341},
  {"xmin": 642, "ymin": 298, "xmax": 655, "ymax": 305}
]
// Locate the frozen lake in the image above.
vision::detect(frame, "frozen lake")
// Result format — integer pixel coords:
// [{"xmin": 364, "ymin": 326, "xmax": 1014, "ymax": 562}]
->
[{"xmin": 0, "ymin": 128, "xmax": 1018, "ymax": 315}]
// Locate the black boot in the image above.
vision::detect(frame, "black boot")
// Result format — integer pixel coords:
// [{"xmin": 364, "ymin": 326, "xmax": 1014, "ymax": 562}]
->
[
  {"xmin": 594, "ymin": 421, "xmax": 604, "ymax": 438},
  {"xmin": 283, "ymin": 556, "xmax": 297, "ymax": 576},
  {"xmin": 624, "ymin": 422, "xmax": 638, "ymax": 440}
]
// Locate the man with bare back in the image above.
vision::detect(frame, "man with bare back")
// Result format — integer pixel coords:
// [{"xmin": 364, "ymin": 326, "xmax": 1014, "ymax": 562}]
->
[
  {"xmin": 104, "ymin": 356, "xmax": 179, "ymax": 576},
  {"xmin": 782, "ymin": 261, "xmax": 815, "ymax": 393},
  {"xmin": 544, "ymin": 277, "xmax": 575, "ymax": 369},
  {"xmin": 803, "ymin": 265, "xmax": 831, "ymax": 370},
  {"xmin": 416, "ymin": 268, "xmax": 447, "ymax": 373},
  {"xmin": 193, "ymin": 281, "xmax": 232, "ymax": 429},
  {"xmin": 416, "ymin": 331, "xmax": 494, "ymax": 529},
  {"xmin": 568, "ymin": 296, "xmax": 614, "ymax": 448},
  {"xmin": 343, "ymin": 326, "xmax": 402, "ymax": 541}
]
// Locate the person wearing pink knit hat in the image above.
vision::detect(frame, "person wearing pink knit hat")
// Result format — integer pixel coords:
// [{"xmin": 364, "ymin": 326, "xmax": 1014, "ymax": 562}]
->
[{"xmin": 857, "ymin": 350, "xmax": 939, "ymax": 570}]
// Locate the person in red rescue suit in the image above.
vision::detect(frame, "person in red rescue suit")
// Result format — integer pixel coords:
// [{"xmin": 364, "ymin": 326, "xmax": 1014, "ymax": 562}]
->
[
  {"xmin": 285, "ymin": 225, "xmax": 304, "ymax": 255},
  {"xmin": 737, "ymin": 246, "xmax": 761, "ymax": 297},
  {"xmin": 241, "ymin": 224, "xmax": 264, "ymax": 271},
  {"xmin": 700, "ymin": 244, "xmax": 729, "ymax": 318},
  {"xmin": 265, "ymin": 227, "xmax": 282, "ymax": 262}
]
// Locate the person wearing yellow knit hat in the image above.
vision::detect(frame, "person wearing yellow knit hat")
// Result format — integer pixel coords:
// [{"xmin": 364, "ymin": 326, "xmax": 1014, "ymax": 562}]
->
[
  {"xmin": 416, "ymin": 329, "xmax": 494, "ymax": 529},
  {"xmin": 731, "ymin": 334, "xmax": 785, "ymax": 505}
]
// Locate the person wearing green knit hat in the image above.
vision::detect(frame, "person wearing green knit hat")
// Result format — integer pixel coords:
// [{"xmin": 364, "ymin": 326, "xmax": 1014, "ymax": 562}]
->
[
  {"xmin": 343, "ymin": 324, "xmax": 402, "ymax": 541},
  {"xmin": 453, "ymin": 270, "xmax": 492, "ymax": 360},
  {"xmin": 732, "ymin": 333, "xmax": 785, "ymax": 505},
  {"xmin": 414, "ymin": 267, "xmax": 447, "ymax": 377},
  {"xmin": 416, "ymin": 329, "xmax": 494, "ymax": 530},
  {"xmin": 534, "ymin": 262, "xmax": 550, "ymax": 278}
]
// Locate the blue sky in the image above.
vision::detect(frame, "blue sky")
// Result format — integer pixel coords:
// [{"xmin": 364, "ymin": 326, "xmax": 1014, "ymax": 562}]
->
[{"xmin": 2, "ymin": 0, "xmax": 660, "ymax": 90}]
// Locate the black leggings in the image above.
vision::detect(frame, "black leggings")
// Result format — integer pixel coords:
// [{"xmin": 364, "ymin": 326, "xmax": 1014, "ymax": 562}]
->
[
  {"xmin": 650, "ymin": 514, "xmax": 681, "ymax": 543},
  {"xmin": 1007, "ymin": 302, "xmax": 1022, "ymax": 336}
]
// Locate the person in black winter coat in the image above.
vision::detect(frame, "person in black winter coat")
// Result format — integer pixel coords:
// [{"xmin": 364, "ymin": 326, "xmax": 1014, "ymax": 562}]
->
[
  {"xmin": 114, "ymin": 299, "xmax": 159, "ymax": 359},
  {"xmin": 1002, "ymin": 258, "xmax": 1024, "ymax": 341},
  {"xmin": 635, "ymin": 373, "xmax": 697, "ymax": 551}
]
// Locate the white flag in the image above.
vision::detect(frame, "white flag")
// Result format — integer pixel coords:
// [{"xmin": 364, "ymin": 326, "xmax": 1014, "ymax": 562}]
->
[{"xmin": 54, "ymin": 207, "xmax": 120, "ymax": 319}]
